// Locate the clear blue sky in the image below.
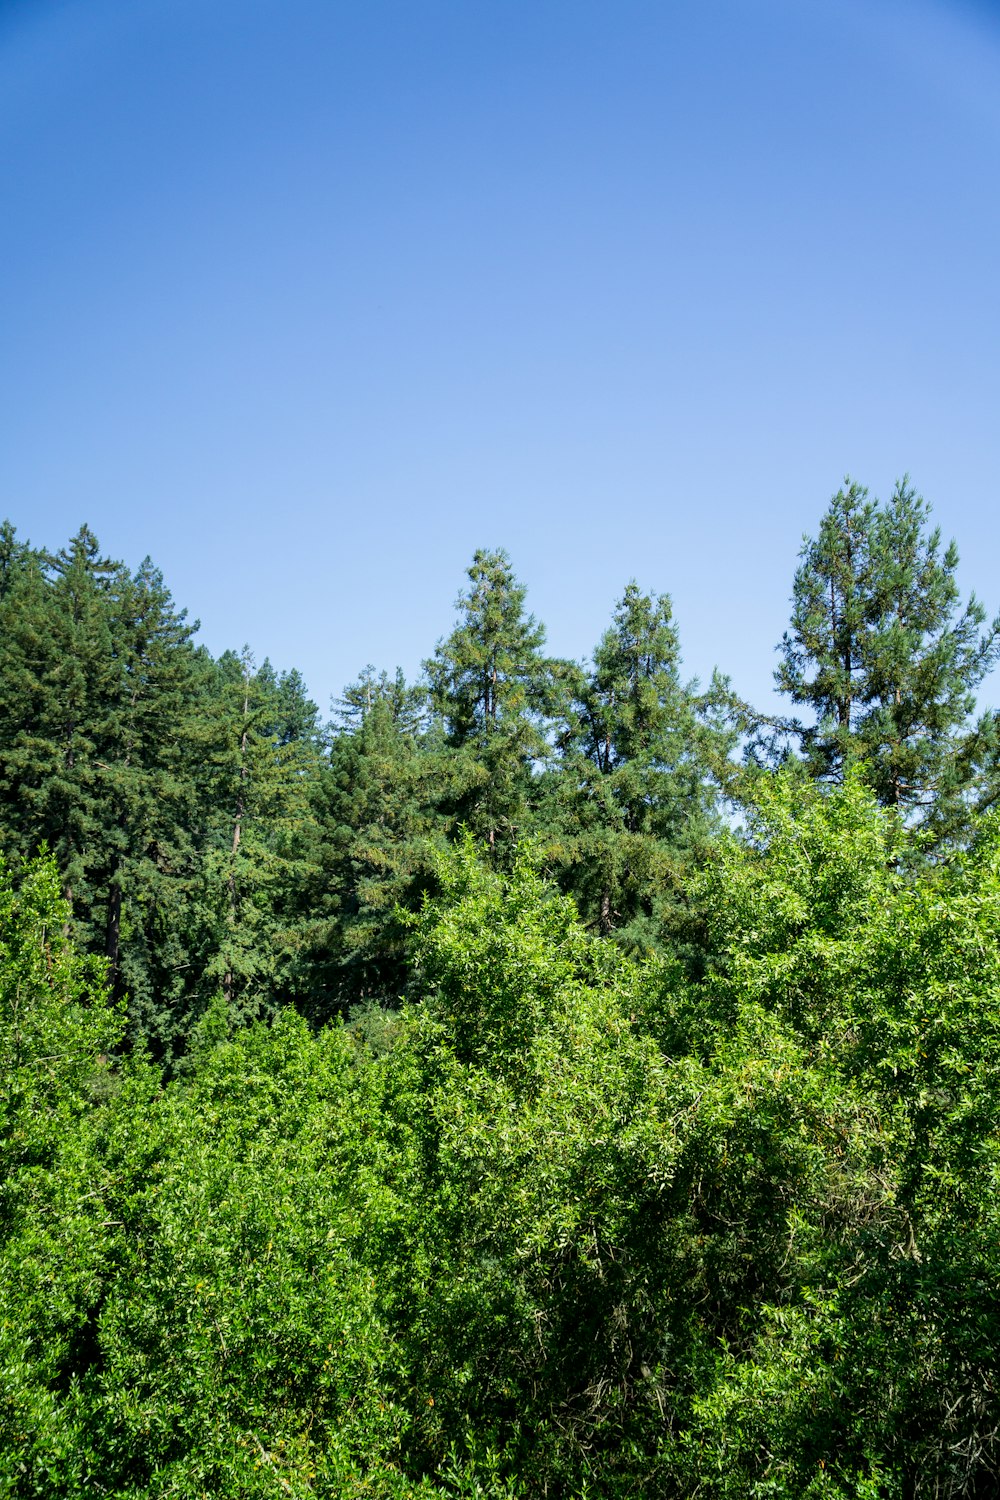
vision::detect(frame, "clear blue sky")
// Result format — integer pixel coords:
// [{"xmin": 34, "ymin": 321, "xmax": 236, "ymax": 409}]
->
[{"xmin": 3, "ymin": 0, "xmax": 999, "ymax": 718}]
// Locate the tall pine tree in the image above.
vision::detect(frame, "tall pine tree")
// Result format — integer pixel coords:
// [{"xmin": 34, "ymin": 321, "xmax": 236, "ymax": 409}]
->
[
  {"xmin": 293, "ymin": 667, "xmax": 448, "ymax": 1017},
  {"xmin": 776, "ymin": 478, "xmax": 1000, "ymax": 832},
  {"xmin": 543, "ymin": 582, "xmax": 731, "ymax": 950},
  {"xmin": 180, "ymin": 648, "xmax": 321, "ymax": 1048},
  {"xmin": 425, "ymin": 549, "xmax": 564, "ymax": 851},
  {"xmin": 0, "ymin": 525, "xmax": 213, "ymax": 1045}
]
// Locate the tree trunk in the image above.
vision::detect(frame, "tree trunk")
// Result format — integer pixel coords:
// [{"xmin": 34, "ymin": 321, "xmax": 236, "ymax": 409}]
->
[{"xmin": 105, "ymin": 879, "xmax": 122, "ymax": 999}]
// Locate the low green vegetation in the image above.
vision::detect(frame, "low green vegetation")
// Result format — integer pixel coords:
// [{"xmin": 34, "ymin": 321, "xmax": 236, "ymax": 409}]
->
[{"xmin": 2, "ymin": 481, "xmax": 999, "ymax": 1495}]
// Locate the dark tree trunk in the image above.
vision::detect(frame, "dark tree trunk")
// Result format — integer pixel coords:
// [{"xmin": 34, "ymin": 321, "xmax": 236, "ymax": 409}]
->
[{"xmin": 105, "ymin": 880, "xmax": 122, "ymax": 999}]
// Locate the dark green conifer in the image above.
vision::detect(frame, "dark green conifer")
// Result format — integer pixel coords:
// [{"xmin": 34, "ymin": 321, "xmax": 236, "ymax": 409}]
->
[
  {"xmin": 425, "ymin": 549, "xmax": 564, "ymax": 850},
  {"xmin": 0, "ymin": 526, "xmax": 213, "ymax": 1047},
  {"xmin": 100, "ymin": 557, "xmax": 214, "ymax": 1032},
  {"xmin": 544, "ymin": 582, "xmax": 731, "ymax": 951},
  {"xmin": 0, "ymin": 520, "xmax": 33, "ymax": 601},
  {"xmin": 777, "ymin": 478, "xmax": 1000, "ymax": 833},
  {"xmin": 293, "ymin": 667, "xmax": 447, "ymax": 1017},
  {"xmin": 0, "ymin": 526, "xmax": 120, "ymax": 926},
  {"xmin": 183, "ymin": 648, "xmax": 321, "ymax": 1044}
]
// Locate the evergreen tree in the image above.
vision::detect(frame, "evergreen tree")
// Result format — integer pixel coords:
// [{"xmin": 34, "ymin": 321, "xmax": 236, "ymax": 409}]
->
[
  {"xmin": 0, "ymin": 519, "xmax": 33, "ymax": 601},
  {"xmin": 293, "ymin": 667, "xmax": 447, "ymax": 1017},
  {"xmin": 0, "ymin": 525, "xmax": 121, "ymax": 925},
  {"xmin": 776, "ymin": 478, "xmax": 1000, "ymax": 831},
  {"xmin": 100, "ymin": 558, "xmax": 214, "ymax": 1031},
  {"xmin": 183, "ymin": 648, "xmax": 321, "ymax": 1046},
  {"xmin": 0, "ymin": 525, "xmax": 214, "ymax": 1046},
  {"xmin": 425, "ymin": 549, "xmax": 564, "ymax": 850},
  {"xmin": 337, "ymin": 663, "xmax": 427, "ymax": 737},
  {"xmin": 544, "ymin": 582, "xmax": 731, "ymax": 950}
]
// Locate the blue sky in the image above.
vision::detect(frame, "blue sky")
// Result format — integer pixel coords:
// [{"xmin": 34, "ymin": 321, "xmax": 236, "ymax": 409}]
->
[{"xmin": 3, "ymin": 0, "xmax": 999, "ymax": 718}]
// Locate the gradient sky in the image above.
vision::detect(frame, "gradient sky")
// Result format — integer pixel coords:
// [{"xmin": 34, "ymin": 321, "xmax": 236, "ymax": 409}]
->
[{"xmin": 3, "ymin": 0, "xmax": 999, "ymax": 718}]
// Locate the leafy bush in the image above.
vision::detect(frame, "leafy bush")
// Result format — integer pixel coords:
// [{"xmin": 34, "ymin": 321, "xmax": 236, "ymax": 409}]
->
[{"xmin": 3, "ymin": 788, "xmax": 1000, "ymax": 1495}]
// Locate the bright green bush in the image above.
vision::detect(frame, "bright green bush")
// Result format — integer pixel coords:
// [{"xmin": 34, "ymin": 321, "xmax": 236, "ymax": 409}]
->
[{"xmin": 3, "ymin": 790, "xmax": 1000, "ymax": 1496}]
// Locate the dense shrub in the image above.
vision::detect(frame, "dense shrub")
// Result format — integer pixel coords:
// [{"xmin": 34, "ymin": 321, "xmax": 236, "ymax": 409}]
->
[{"xmin": 2, "ymin": 781, "xmax": 1000, "ymax": 1496}]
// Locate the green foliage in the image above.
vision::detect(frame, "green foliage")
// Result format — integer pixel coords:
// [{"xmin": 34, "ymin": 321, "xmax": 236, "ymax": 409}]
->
[
  {"xmin": 5, "ymin": 504, "xmax": 1000, "ymax": 1496},
  {"xmin": 294, "ymin": 667, "xmax": 448, "ymax": 1018},
  {"xmin": 182, "ymin": 647, "xmax": 321, "ymax": 1042},
  {"xmin": 426, "ymin": 549, "xmax": 566, "ymax": 849},
  {"xmin": 776, "ymin": 478, "xmax": 1000, "ymax": 834},
  {"xmin": 6, "ymin": 791, "xmax": 1000, "ymax": 1494},
  {"xmin": 542, "ymin": 581, "xmax": 734, "ymax": 954},
  {"xmin": 0, "ymin": 854, "xmax": 124, "ymax": 1493},
  {"xmin": 0, "ymin": 852, "xmax": 119, "ymax": 1190},
  {"xmin": 674, "ymin": 771, "xmax": 1000, "ymax": 1495},
  {"xmin": 0, "ymin": 525, "xmax": 216, "ymax": 1050}
]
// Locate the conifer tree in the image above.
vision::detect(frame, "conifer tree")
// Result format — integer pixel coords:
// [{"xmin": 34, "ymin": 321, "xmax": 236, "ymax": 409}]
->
[
  {"xmin": 0, "ymin": 526, "xmax": 121, "ymax": 923},
  {"xmin": 183, "ymin": 649, "xmax": 321, "ymax": 1045},
  {"xmin": 0, "ymin": 519, "xmax": 33, "ymax": 601},
  {"xmin": 0, "ymin": 525, "xmax": 213, "ymax": 1044},
  {"xmin": 99, "ymin": 557, "xmax": 213, "ymax": 1026},
  {"xmin": 425, "ymin": 549, "xmax": 564, "ymax": 850},
  {"xmin": 544, "ymin": 582, "xmax": 731, "ymax": 949},
  {"xmin": 777, "ymin": 478, "xmax": 1000, "ymax": 831},
  {"xmin": 294, "ymin": 667, "xmax": 447, "ymax": 1017}
]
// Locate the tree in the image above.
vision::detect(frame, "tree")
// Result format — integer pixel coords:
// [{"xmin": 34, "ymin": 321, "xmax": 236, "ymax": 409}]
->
[
  {"xmin": 776, "ymin": 477, "xmax": 1000, "ymax": 830},
  {"xmin": 0, "ymin": 853, "xmax": 128, "ymax": 1488},
  {"xmin": 0, "ymin": 526, "xmax": 215, "ymax": 1047},
  {"xmin": 180, "ymin": 649, "xmax": 321, "ymax": 1046},
  {"xmin": 0, "ymin": 851, "xmax": 119, "ymax": 1196},
  {"xmin": 684, "ymin": 771, "xmax": 1000, "ymax": 1495},
  {"xmin": 0, "ymin": 526, "xmax": 121, "ymax": 925},
  {"xmin": 0, "ymin": 519, "xmax": 33, "ymax": 601},
  {"xmin": 543, "ymin": 582, "xmax": 732, "ymax": 950},
  {"xmin": 425, "ymin": 549, "xmax": 564, "ymax": 850},
  {"xmin": 292, "ymin": 666, "xmax": 447, "ymax": 1017},
  {"xmin": 92, "ymin": 555, "xmax": 211, "ymax": 1013}
]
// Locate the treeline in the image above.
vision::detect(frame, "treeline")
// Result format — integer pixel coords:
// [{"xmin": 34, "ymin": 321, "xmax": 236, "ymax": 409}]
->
[
  {"xmin": 2, "ymin": 477, "xmax": 998, "ymax": 1059},
  {"xmin": 4, "ymin": 479, "xmax": 1000, "ymax": 1497},
  {"xmin": 0, "ymin": 520, "xmax": 726, "ymax": 1059}
]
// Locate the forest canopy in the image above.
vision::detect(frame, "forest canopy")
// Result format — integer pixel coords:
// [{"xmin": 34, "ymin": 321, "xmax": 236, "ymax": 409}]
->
[{"xmin": 2, "ymin": 481, "xmax": 1000, "ymax": 1498}]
